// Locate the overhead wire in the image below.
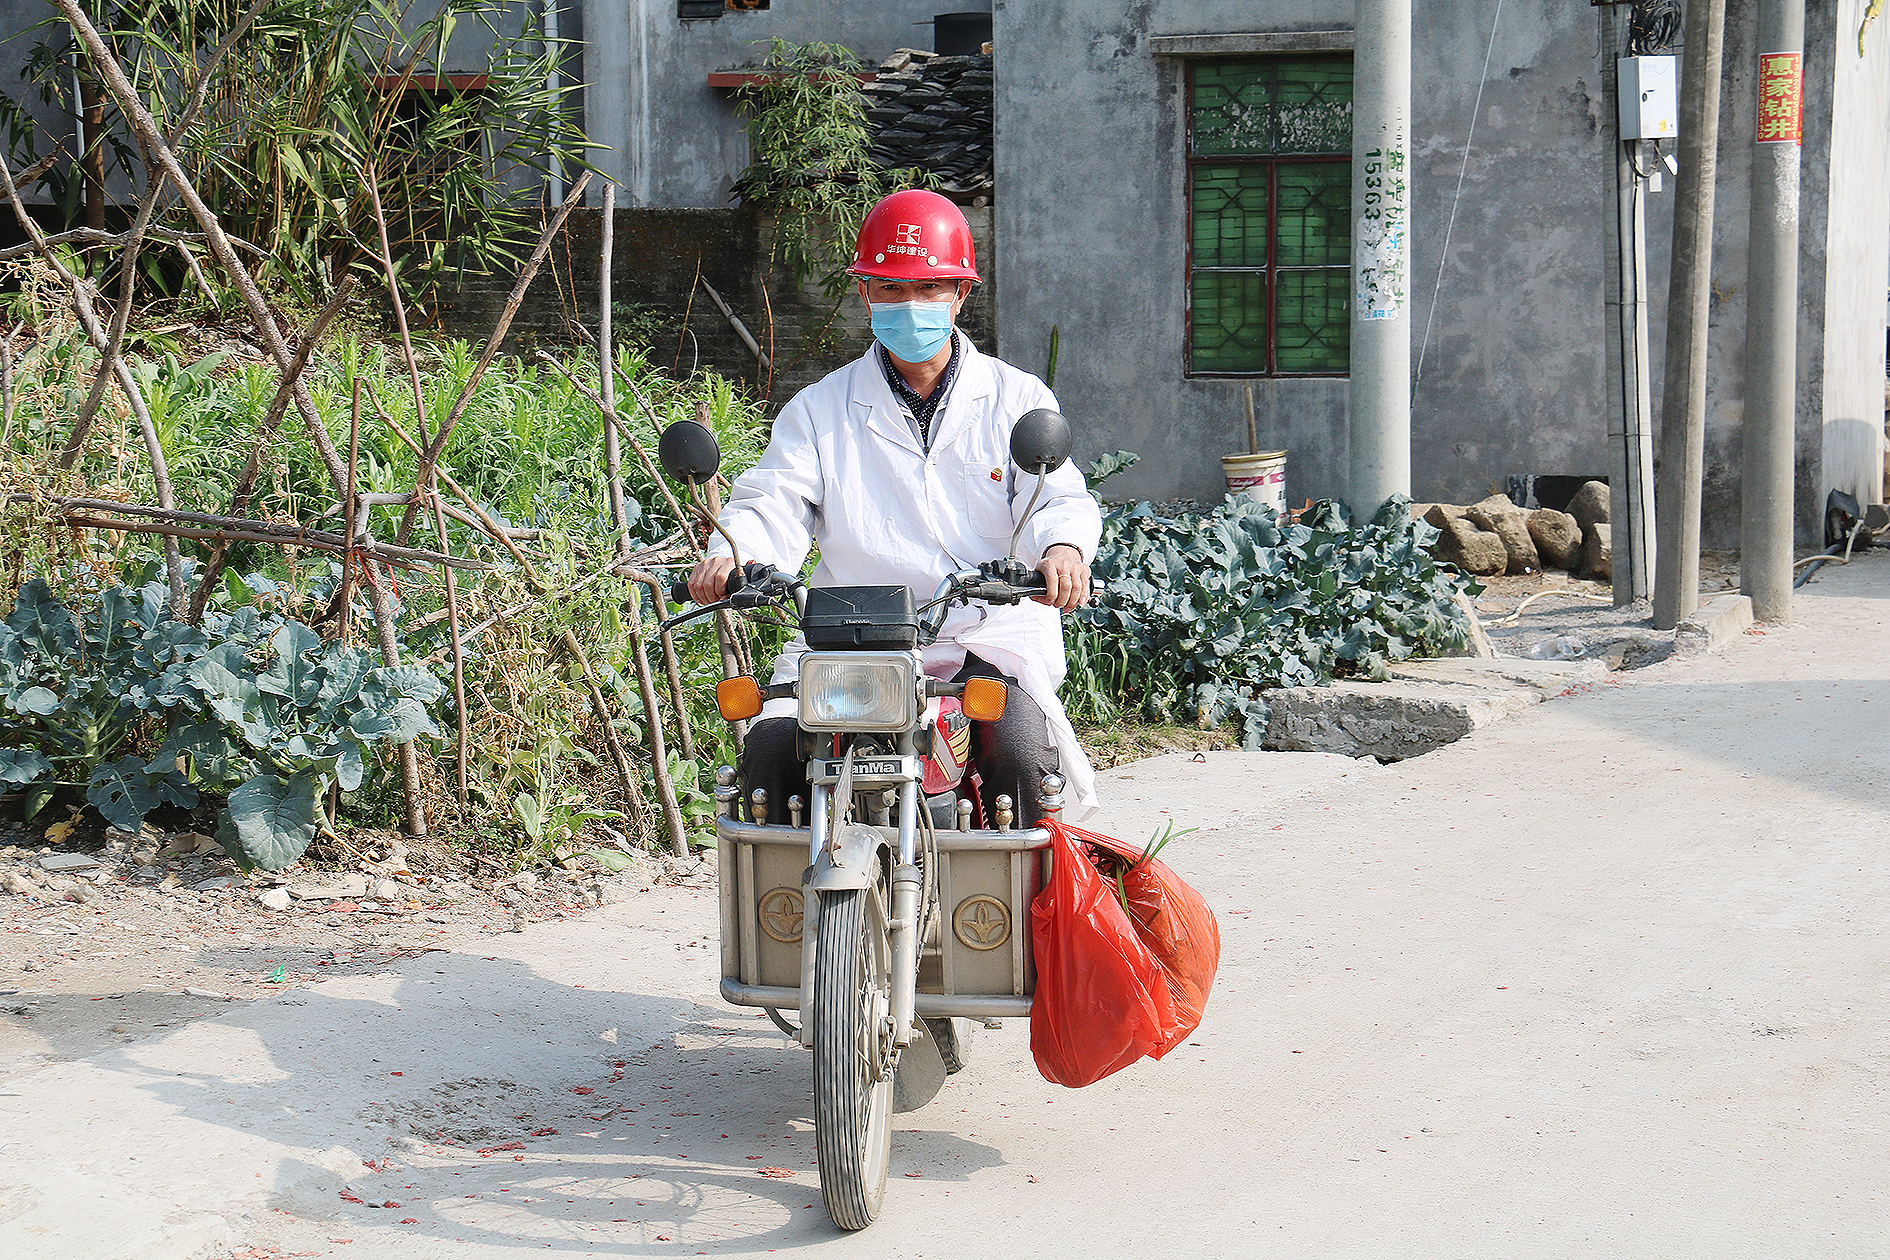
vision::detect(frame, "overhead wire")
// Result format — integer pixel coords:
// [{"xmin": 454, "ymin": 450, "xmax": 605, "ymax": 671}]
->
[
  {"xmin": 1414, "ymin": 0, "xmax": 1506, "ymax": 394},
  {"xmin": 1627, "ymin": 0, "xmax": 1683, "ymax": 55}
]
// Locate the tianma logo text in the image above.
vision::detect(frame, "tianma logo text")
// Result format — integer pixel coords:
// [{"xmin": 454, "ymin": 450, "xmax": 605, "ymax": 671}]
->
[{"xmin": 894, "ymin": 223, "xmax": 922, "ymax": 246}]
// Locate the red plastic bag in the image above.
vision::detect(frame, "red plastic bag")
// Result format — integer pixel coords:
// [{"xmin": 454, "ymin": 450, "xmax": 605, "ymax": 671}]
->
[
  {"xmin": 1090, "ymin": 827, "xmax": 1221, "ymax": 1056},
  {"xmin": 1029, "ymin": 821, "xmax": 1220, "ymax": 1086}
]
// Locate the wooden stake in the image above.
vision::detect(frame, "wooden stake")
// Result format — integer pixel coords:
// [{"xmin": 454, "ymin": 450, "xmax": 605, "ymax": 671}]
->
[
  {"xmin": 429, "ymin": 488, "xmax": 472, "ymax": 810},
  {"xmin": 188, "ymin": 275, "xmax": 359, "ymax": 623},
  {"xmin": 625, "ymin": 620, "xmax": 690, "ymax": 857},
  {"xmin": 0, "ymin": 155, "xmax": 187, "ymax": 613},
  {"xmin": 340, "ymin": 379, "xmax": 361, "ymax": 640},
  {"xmin": 621, "ymin": 568, "xmax": 698, "ymax": 764}
]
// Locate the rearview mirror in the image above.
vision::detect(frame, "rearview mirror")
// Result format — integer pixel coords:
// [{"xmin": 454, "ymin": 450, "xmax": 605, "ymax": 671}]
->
[
  {"xmin": 658, "ymin": 420, "xmax": 722, "ymax": 485},
  {"xmin": 1009, "ymin": 408, "xmax": 1071, "ymax": 476}
]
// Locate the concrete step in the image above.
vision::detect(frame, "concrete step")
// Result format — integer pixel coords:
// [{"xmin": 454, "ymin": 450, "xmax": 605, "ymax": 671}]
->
[
  {"xmin": 1261, "ymin": 657, "xmax": 1608, "ymax": 760},
  {"xmin": 1260, "ymin": 592, "xmax": 1757, "ymax": 761}
]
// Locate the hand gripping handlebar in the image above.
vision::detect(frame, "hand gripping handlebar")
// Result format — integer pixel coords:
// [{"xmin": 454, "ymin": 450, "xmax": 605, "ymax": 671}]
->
[{"xmin": 669, "ymin": 562, "xmax": 783, "ymax": 608}]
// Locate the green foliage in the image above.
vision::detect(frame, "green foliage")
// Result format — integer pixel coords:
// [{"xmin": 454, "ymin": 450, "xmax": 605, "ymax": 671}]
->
[
  {"xmin": 665, "ymin": 750, "xmax": 717, "ymax": 849},
  {"xmin": 731, "ymin": 39, "xmax": 935, "ymax": 298},
  {"xmin": 0, "ymin": 572, "xmax": 445, "ymax": 868},
  {"xmin": 3, "ymin": 319, "xmax": 777, "ymax": 868},
  {"xmin": 1068, "ymin": 488, "xmax": 1483, "ymax": 748},
  {"xmin": 65, "ymin": 337, "xmax": 766, "ymax": 545},
  {"xmin": 4, "ymin": 0, "xmax": 592, "ymax": 302}
]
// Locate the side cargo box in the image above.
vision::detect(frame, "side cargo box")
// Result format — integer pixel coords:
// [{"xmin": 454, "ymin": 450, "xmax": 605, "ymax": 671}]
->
[{"xmin": 717, "ymin": 819, "xmax": 1049, "ymax": 1017}]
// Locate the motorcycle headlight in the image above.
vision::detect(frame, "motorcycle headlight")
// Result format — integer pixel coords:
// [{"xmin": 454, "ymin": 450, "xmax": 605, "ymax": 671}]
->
[{"xmin": 797, "ymin": 654, "xmax": 917, "ymax": 732}]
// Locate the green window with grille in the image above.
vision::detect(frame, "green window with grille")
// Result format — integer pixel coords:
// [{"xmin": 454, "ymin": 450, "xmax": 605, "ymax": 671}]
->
[{"xmin": 1187, "ymin": 58, "xmax": 1353, "ymax": 375}]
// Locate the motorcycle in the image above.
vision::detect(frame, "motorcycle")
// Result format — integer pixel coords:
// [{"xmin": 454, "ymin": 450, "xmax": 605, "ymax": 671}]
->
[{"xmin": 656, "ymin": 410, "xmax": 1084, "ymax": 1229}]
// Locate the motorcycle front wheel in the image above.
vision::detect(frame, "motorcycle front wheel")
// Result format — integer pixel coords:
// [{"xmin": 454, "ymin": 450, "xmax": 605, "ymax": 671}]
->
[{"xmin": 813, "ymin": 883, "xmax": 895, "ymax": 1229}]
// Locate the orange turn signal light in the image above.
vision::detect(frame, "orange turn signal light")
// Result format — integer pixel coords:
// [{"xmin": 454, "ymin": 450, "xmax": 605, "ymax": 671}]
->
[
  {"xmin": 716, "ymin": 677, "xmax": 763, "ymax": 721},
  {"xmin": 961, "ymin": 676, "xmax": 1008, "ymax": 723}
]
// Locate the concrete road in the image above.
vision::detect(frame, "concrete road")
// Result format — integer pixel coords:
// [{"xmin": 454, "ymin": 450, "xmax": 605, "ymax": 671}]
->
[{"xmin": 4, "ymin": 552, "xmax": 1888, "ymax": 1259}]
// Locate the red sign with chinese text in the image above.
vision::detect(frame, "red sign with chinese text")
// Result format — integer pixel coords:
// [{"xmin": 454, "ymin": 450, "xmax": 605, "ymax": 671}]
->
[{"xmin": 1756, "ymin": 51, "xmax": 1803, "ymax": 145}]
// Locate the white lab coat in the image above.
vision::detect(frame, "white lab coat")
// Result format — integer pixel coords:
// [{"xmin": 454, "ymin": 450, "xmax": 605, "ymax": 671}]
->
[{"xmin": 708, "ymin": 338, "xmax": 1104, "ymax": 817}]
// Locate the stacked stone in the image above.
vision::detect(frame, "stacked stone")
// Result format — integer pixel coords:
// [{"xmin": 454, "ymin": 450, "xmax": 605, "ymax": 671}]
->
[
  {"xmin": 861, "ymin": 50, "xmax": 994, "ymax": 199},
  {"xmin": 1415, "ymin": 480, "xmax": 1613, "ymax": 580}
]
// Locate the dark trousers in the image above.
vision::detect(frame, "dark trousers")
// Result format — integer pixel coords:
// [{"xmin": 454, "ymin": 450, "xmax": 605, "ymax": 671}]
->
[{"xmin": 740, "ymin": 653, "xmax": 1061, "ymax": 826}]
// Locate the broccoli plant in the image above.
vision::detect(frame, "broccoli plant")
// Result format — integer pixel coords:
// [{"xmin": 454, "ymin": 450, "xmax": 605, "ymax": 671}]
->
[
  {"xmin": 0, "ymin": 576, "xmax": 444, "ymax": 870},
  {"xmin": 1068, "ymin": 488, "xmax": 1482, "ymax": 747}
]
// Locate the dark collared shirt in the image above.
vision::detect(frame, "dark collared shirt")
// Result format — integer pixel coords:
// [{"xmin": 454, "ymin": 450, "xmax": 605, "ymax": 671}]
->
[{"xmin": 878, "ymin": 332, "xmax": 961, "ymax": 452}]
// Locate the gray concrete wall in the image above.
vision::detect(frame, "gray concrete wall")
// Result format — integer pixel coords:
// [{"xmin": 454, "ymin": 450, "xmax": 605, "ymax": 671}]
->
[
  {"xmin": 990, "ymin": 0, "xmax": 1303, "ymax": 506},
  {"xmin": 1409, "ymin": 6, "xmax": 1654, "ymax": 509},
  {"xmin": 0, "ymin": 0, "xmax": 84, "ymax": 204},
  {"xmin": 994, "ymin": 0, "xmax": 1885, "ymax": 551},
  {"xmin": 582, "ymin": 0, "xmax": 983, "ymax": 209},
  {"xmin": 994, "ymin": 0, "xmax": 1339, "ymax": 508},
  {"xmin": 992, "ymin": 0, "xmax": 1656, "ymax": 513}
]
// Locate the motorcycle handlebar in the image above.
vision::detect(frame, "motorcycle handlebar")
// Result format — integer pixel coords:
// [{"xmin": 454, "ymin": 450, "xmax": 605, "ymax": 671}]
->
[
  {"xmin": 668, "ymin": 563, "xmax": 1095, "ymax": 615},
  {"xmin": 670, "ymin": 562, "xmax": 782, "ymax": 608}
]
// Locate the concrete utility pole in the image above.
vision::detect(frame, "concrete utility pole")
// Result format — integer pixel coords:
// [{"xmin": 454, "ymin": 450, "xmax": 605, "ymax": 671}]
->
[
  {"xmin": 1739, "ymin": 0, "xmax": 1806, "ymax": 621},
  {"xmin": 544, "ymin": 0, "xmax": 563, "ymax": 205},
  {"xmin": 1601, "ymin": 14, "xmax": 1657, "ymax": 607},
  {"xmin": 1651, "ymin": 0, "xmax": 1728, "ymax": 630},
  {"xmin": 1349, "ymin": 0, "xmax": 1412, "ymax": 516}
]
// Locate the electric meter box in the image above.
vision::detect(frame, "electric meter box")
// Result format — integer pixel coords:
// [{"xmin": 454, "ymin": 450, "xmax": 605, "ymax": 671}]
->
[{"xmin": 1618, "ymin": 55, "xmax": 1678, "ymax": 139}]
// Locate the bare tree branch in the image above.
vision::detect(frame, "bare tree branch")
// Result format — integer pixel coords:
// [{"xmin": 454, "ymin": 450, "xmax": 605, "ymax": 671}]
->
[
  {"xmin": 0, "ymin": 153, "xmax": 187, "ymax": 610},
  {"xmin": 45, "ymin": 497, "xmax": 494, "ymax": 570},
  {"xmin": 187, "ymin": 275, "xmax": 360, "ymax": 623}
]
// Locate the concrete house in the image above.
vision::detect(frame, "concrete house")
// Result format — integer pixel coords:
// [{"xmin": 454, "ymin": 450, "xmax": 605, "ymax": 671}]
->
[{"xmin": 988, "ymin": 0, "xmax": 1888, "ymax": 547}]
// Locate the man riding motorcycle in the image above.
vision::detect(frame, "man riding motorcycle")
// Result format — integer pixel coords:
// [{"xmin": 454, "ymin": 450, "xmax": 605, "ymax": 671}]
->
[{"xmin": 686, "ymin": 189, "xmax": 1102, "ymax": 823}]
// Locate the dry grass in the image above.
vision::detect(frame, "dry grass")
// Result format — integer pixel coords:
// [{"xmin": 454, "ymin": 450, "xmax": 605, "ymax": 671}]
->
[{"xmin": 1076, "ymin": 722, "xmax": 1238, "ymax": 770}]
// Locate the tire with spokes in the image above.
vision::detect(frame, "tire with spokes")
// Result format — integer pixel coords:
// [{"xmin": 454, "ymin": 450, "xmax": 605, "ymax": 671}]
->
[{"xmin": 813, "ymin": 883, "xmax": 894, "ymax": 1229}]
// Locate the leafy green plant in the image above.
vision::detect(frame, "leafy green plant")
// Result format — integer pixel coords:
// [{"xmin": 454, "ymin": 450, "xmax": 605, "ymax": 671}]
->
[
  {"xmin": 0, "ymin": 578, "xmax": 198, "ymax": 823},
  {"xmin": 731, "ymin": 39, "xmax": 934, "ymax": 298},
  {"xmin": 0, "ymin": 573, "xmax": 444, "ymax": 869},
  {"xmin": 1071, "ymin": 485, "xmax": 1482, "ymax": 747},
  {"xmin": 183, "ymin": 619, "xmax": 444, "ymax": 868}
]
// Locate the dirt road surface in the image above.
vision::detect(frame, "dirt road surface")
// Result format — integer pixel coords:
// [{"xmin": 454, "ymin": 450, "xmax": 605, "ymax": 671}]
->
[{"xmin": 4, "ymin": 551, "xmax": 1888, "ymax": 1259}]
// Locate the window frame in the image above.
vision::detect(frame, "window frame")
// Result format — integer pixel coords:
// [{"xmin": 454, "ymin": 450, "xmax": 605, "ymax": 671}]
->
[{"xmin": 1183, "ymin": 53, "xmax": 1353, "ymax": 379}]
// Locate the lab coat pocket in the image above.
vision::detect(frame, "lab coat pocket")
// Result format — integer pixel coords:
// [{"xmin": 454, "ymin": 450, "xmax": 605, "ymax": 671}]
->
[{"xmin": 960, "ymin": 457, "xmax": 1013, "ymax": 540}]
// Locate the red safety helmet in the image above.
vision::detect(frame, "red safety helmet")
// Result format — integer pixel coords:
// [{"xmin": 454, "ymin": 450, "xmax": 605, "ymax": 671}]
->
[{"xmin": 847, "ymin": 189, "xmax": 981, "ymax": 283}]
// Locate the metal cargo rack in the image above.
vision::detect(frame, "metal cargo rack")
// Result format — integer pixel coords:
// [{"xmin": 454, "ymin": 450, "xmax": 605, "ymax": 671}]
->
[{"xmin": 715, "ymin": 815, "xmax": 1050, "ymax": 1022}]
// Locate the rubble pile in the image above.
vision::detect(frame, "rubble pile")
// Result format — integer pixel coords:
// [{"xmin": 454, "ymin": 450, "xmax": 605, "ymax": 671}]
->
[
  {"xmin": 1416, "ymin": 480, "xmax": 1614, "ymax": 580},
  {"xmin": 862, "ymin": 49, "xmax": 994, "ymax": 199}
]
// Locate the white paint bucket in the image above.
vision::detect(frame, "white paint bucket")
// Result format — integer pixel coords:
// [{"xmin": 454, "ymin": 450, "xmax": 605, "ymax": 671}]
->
[{"xmin": 1222, "ymin": 450, "xmax": 1288, "ymax": 515}]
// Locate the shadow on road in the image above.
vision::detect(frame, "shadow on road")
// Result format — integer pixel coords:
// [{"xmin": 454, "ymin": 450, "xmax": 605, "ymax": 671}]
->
[{"xmin": 32, "ymin": 947, "xmax": 1007, "ymax": 1253}]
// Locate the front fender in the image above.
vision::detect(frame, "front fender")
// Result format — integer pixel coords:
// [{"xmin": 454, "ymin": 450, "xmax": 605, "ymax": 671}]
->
[{"xmin": 808, "ymin": 822, "xmax": 887, "ymax": 891}]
